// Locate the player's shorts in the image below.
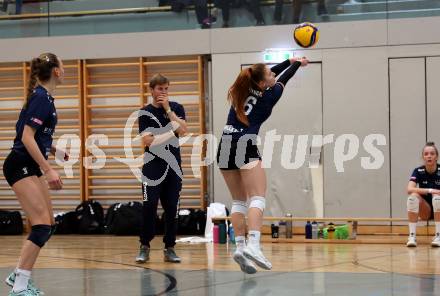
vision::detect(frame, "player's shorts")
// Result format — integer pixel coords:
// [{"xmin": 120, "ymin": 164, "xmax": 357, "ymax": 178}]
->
[
  {"xmin": 216, "ymin": 137, "xmax": 261, "ymax": 170},
  {"xmin": 3, "ymin": 150, "xmax": 42, "ymax": 187}
]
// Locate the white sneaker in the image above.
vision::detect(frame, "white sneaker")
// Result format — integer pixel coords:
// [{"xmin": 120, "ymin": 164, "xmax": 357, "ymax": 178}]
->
[
  {"xmin": 431, "ymin": 234, "xmax": 440, "ymax": 248},
  {"xmin": 233, "ymin": 249, "xmax": 257, "ymax": 274},
  {"xmin": 243, "ymin": 244, "xmax": 272, "ymax": 270},
  {"xmin": 407, "ymin": 236, "xmax": 417, "ymax": 247}
]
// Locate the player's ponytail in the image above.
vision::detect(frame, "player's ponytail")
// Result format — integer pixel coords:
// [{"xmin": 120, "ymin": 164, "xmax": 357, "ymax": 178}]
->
[
  {"xmin": 25, "ymin": 53, "xmax": 60, "ymax": 108},
  {"xmin": 228, "ymin": 63, "xmax": 266, "ymax": 126}
]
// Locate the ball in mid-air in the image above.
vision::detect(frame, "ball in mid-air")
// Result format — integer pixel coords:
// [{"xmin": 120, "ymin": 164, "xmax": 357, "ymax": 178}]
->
[{"xmin": 294, "ymin": 22, "xmax": 319, "ymax": 48}]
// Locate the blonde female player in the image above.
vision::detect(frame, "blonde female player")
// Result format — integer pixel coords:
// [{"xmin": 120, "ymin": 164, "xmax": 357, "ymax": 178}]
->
[
  {"xmin": 406, "ymin": 142, "xmax": 440, "ymax": 247},
  {"xmin": 3, "ymin": 53, "xmax": 66, "ymax": 296},
  {"xmin": 216, "ymin": 57, "xmax": 308, "ymax": 273}
]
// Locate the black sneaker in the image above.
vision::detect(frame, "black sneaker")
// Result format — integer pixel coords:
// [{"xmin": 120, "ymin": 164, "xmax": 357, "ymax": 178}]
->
[
  {"xmin": 135, "ymin": 245, "xmax": 150, "ymax": 263},
  {"xmin": 164, "ymin": 248, "xmax": 181, "ymax": 263}
]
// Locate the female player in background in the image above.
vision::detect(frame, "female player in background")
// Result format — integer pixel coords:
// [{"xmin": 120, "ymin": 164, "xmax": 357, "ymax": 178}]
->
[
  {"xmin": 406, "ymin": 142, "xmax": 440, "ymax": 248},
  {"xmin": 216, "ymin": 56, "xmax": 308, "ymax": 273}
]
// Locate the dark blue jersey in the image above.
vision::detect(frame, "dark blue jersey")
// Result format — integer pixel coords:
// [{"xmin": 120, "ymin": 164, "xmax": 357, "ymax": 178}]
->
[
  {"xmin": 12, "ymin": 85, "xmax": 57, "ymax": 160},
  {"xmin": 222, "ymin": 60, "xmax": 301, "ymax": 140},
  {"xmin": 138, "ymin": 101, "xmax": 186, "ymax": 175},
  {"xmin": 410, "ymin": 164, "xmax": 440, "ymax": 190}
]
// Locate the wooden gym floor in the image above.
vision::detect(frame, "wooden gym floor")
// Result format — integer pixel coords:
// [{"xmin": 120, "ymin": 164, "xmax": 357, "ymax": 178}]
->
[{"xmin": 0, "ymin": 235, "xmax": 439, "ymax": 295}]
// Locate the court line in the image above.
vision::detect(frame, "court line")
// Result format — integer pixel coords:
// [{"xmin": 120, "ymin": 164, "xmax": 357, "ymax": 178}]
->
[
  {"xmin": 43, "ymin": 255, "xmax": 178, "ymax": 296},
  {"xmin": 354, "ymin": 261, "xmax": 440, "ymax": 280},
  {"xmin": 1, "ymin": 247, "xmax": 435, "ymax": 294},
  {"xmin": 1, "ymin": 248, "xmax": 378, "ymax": 294},
  {"xmin": 4, "ymin": 245, "xmax": 406, "ymax": 255},
  {"xmin": 353, "ymin": 247, "xmax": 440, "ymax": 279},
  {"xmin": 0, "ymin": 252, "xmax": 177, "ymax": 296},
  {"xmin": 155, "ymin": 250, "xmax": 414, "ymax": 293}
]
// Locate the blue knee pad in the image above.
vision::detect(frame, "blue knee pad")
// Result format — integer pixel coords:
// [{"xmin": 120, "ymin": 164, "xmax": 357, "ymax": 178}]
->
[{"xmin": 28, "ymin": 224, "xmax": 52, "ymax": 248}]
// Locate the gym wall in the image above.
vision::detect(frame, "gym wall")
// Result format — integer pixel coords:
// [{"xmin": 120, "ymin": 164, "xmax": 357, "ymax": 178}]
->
[{"xmin": 1, "ymin": 17, "xmax": 440, "ymax": 218}]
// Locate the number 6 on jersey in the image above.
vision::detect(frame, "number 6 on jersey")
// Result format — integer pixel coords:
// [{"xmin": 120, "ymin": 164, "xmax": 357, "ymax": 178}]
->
[{"xmin": 244, "ymin": 96, "xmax": 257, "ymax": 115}]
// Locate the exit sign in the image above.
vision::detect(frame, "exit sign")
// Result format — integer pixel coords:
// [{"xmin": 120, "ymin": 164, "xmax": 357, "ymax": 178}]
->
[{"xmin": 263, "ymin": 49, "xmax": 294, "ymax": 63}]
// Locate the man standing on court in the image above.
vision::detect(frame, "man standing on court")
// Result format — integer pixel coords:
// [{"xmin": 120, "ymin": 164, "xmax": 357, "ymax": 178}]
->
[{"xmin": 135, "ymin": 74, "xmax": 187, "ymax": 263}]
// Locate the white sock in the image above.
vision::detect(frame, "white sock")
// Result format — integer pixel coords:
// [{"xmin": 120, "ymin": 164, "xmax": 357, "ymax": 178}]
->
[
  {"xmin": 248, "ymin": 230, "xmax": 261, "ymax": 248},
  {"xmin": 235, "ymin": 236, "xmax": 246, "ymax": 251},
  {"xmin": 409, "ymin": 223, "xmax": 417, "ymax": 237},
  {"xmin": 13, "ymin": 269, "xmax": 31, "ymax": 292},
  {"xmin": 435, "ymin": 222, "xmax": 440, "ymax": 236}
]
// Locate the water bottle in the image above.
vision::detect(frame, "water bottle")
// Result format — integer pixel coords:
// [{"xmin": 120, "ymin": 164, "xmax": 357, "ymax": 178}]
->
[
  {"xmin": 311, "ymin": 221, "xmax": 318, "ymax": 239},
  {"xmin": 219, "ymin": 223, "xmax": 227, "ymax": 244},
  {"xmin": 318, "ymin": 223, "xmax": 324, "ymax": 239},
  {"xmin": 271, "ymin": 223, "xmax": 279, "ymax": 238},
  {"xmin": 351, "ymin": 221, "xmax": 358, "ymax": 239},
  {"xmin": 327, "ymin": 223, "xmax": 336, "ymax": 240},
  {"xmin": 229, "ymin": 223, "xmax": 235, "ymax": 244},
  {"xmin": 279, "ymin": 221, "xmax": 286, "ymax": 238},
  {"xmin": 305, "ymin": 221, "xmax": 312, "ymax": 239},
  {"xmin": 286, "ymin": 213, "xmax": 293, "ymax": 238},
  {"xmin": 213, "ymin": 224, "xmax": 219, "ymax": 243}
]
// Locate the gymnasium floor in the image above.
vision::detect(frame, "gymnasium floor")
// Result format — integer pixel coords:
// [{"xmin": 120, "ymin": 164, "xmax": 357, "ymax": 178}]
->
[{"xmin": 0, "ymin": 236, "xmax": 439, "ymax": 295}]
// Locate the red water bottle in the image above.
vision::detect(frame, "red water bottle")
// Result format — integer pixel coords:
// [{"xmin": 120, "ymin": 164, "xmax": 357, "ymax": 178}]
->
[{"xmin": 213, "ymin": 224, "xmax": 220, "ymax": 243}]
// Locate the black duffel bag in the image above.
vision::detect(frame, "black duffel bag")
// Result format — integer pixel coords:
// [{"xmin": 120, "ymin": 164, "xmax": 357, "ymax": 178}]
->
[
  {"xmin": 105, "ymin": 202, "xmax": 143, "ymax": 236},
  {"xmin": 177, "ymin": 209, "xmax": 207, "ymax": 235},
  {"xmin": 104, "ymin": 202, "xmax": 120, "ymax": 234},
  {"xmin": 192, "ymin": 209, "xmax": 207, "ymax": 235},
  {"xmin": 76, "ymin": 200, "xmax": 104, "ymax": 234},
  {"xmin": 0, "ymin": 210, "xmax": 23, "ymax": 235},
  {"xmin": 54, "ymin": 211, "xmax": 79, "ymax": 234}
]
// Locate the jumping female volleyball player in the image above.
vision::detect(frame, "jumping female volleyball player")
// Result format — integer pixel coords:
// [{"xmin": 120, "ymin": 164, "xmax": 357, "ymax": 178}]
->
[
  {"xmin": 406, "ymin": 142, "xmax": 440, "ymax": 247},
  {"xmin": 3, "ymin": 53, "xmax": 66, "ymax": 296},
  {"xmin": 216, "ymin": 57, "xmax": 308, "ymax": 273}
]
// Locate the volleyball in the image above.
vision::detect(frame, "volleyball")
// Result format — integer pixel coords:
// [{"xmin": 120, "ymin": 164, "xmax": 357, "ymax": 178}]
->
[{"xmin": 293, "ymin": 22, "xmax": 319, "ymax": 48}]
